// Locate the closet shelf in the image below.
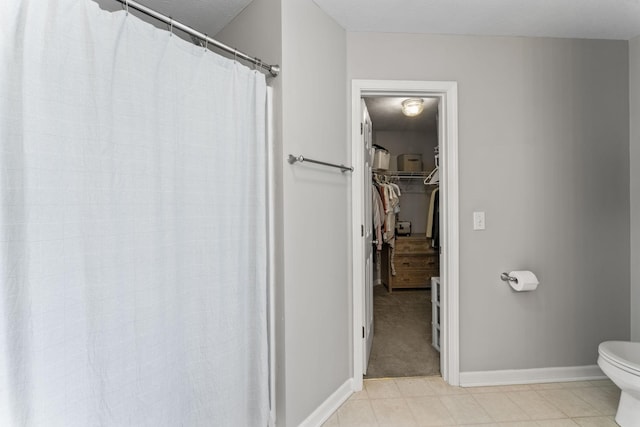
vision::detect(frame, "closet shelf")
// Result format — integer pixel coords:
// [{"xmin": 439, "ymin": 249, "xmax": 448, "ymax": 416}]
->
[{"xmin": 375, "ymin": 170, "xmax": 430, "ymax": 180}]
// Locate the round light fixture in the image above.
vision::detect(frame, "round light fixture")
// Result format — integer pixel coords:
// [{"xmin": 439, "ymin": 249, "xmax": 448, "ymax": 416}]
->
[{"xmin": 401, "ymin": 98, "xmax": 425, "ymax": 117}]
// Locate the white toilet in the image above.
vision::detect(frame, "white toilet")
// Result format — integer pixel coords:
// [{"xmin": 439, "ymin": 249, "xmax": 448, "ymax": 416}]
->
[{"xmin": 598, "ymin": 341, "xmax": 640, "ymax": 427}]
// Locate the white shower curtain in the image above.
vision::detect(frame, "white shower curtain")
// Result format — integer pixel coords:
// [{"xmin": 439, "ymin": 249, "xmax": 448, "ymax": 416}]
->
[{"xmin": 0, "ymin": 1, "xmax": 268, "ymax": 425}]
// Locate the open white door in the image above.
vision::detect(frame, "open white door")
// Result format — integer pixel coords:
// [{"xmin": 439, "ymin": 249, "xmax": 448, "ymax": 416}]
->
[{"xmin": 361, "ymin": 100, "xmax": 374, "ymax": 374}]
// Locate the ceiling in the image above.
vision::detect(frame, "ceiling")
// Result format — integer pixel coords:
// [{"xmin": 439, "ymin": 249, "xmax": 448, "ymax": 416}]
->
[
  {"xmin": 314, "ymin": 0, "xmax": 640, "ymax": 41},
  {"xmin": 94, "ymin": 0, "xmax": 640, "ymax": 44},
  {"xmin": 91, "ymin": 0, "xmax": 640, "ymax": 43},
  {"xmin": 91, "ymin": 0, "xmax": 253, "ymax": 37},
  {"xmin": 364, "ymin": 97, "xmax": 438, "ymax": 132},
  {"xmin": 90, "ymin": 0, "xmax": 639, "ymax": 132}
]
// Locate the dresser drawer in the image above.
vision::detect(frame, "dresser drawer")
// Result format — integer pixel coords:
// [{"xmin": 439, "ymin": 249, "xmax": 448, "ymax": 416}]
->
[
  {"xmin": 393, "ymin": 269, "xmax": 434, "ymax": 286},
  {"xmin": 395, "ymin": 236, "xmax": 431, "ymax": 253},
  {"xmin": 395, "ymin": 255, "xmax": 438, "ymax": 270},
  {"xmin": 382, "ymin": 240, "xmax": 439, "ymax": 293}
]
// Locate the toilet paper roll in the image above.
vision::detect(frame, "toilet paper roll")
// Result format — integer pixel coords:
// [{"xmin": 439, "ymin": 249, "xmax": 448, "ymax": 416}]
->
[{"xmin": 509, "ymin": 270, "xmax": 539, "ymax": 292}]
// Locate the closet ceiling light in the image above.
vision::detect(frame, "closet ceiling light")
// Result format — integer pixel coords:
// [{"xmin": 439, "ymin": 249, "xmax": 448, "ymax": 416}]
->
[{"xmin": 401, "ymin": 98, "xmax": 424, "ymax": 117}]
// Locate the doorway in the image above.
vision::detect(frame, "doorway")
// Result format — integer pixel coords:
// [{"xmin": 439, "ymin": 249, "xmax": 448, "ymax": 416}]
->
[
  {"xmin": 351, "ymin": 80, "xmax": 460, "ymax": 391},
  {"xmin": 364, "ymin": 95, "xmax": 441, "ymax": 379}
]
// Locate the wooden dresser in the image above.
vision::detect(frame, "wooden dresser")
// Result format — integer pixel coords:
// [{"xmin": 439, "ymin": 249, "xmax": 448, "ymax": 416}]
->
[{"xmin": 381, "ymin": 235, "xmax": 439, "ymax": 293}]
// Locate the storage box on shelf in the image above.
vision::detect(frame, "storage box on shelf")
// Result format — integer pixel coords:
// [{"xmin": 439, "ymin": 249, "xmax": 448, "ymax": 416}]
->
[
  {"xmin": 373, "ymin": 146, "xmax": 390, "ymax": 170},
  {"xmin": 397, "ymin": 154, "xmax": 423, "ymax": 172}
]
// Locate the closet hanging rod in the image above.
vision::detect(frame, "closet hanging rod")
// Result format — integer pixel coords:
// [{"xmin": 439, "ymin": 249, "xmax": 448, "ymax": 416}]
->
[
  {"xmin": 288, "ymin": 155, "xmax": 354, "ymax": 173},
  {"xmin": 114, "ymin": 0, "xmax": 280, "ymax": 77}
]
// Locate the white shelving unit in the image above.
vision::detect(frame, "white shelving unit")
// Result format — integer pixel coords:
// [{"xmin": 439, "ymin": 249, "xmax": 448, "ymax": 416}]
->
[
  {"xmin": 431, "ymin": 276, "xmax": 441, "ymax": 352},
  {"xmin": 379, "ymin": 170, "xmax": 430, "ymax": 180}
]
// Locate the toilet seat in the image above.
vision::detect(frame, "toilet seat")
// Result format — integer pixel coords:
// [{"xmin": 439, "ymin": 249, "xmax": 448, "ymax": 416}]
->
[
  {"xmin": 598, "ymin": 341, "xmax": 640, "ymax": 427},
  {"xmin": 599, "ymin": 341, "xmax": 640, "ymax": 376}
]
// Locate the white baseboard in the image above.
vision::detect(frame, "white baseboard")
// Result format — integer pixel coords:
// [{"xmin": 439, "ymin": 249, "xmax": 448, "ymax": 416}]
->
[
  {"xmin": 298, "ymin": 378, "xmax": 353, "ymax": 427},
  {"xmin": 459, "ymin": 365, "xmax": 606, "ymax": 387}
]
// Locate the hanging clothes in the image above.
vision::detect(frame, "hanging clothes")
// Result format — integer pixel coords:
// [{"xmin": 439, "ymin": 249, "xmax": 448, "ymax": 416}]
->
[
  {"xmin": 383, "ymin": 184, "xmax": 397, "ymax": 243},
  {"xmin": 372, "ymin": 186, "xmax": 384, "ymax": 251},
  {"xmin": 373, "ymin": 175, "xmax": 402, "ymax": 275},
  {"xmin": 373, "ymin": 178, "xmax": 399, "ymax": 244},
  {"xmin": 426, "ymin": 187, "xmax": 439, "ymax": 238},
  {"xmin": 431, "ymin": 190, "xmax": 440, "ymax": 249},
  {"xmin": 388, "ymin": 182, "xmax": 402, "ymax": 213}
]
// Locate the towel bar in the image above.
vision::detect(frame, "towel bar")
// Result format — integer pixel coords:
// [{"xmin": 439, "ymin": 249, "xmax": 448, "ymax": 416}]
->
[{"xmin": 288, "ymin": 154, "xmax": 353, "ymax": 173}]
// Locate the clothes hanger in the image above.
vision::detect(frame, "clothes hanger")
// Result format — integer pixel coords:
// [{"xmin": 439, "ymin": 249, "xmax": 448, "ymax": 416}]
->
[{"xmin": 424, "ymin": 167, "xmax": 439, "ymax": 185}]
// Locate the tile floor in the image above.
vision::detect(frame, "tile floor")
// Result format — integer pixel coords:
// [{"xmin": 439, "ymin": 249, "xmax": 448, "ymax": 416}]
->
[{"xmin": 322, "ymin": 377, "xmax": 620, "ymax": 427}]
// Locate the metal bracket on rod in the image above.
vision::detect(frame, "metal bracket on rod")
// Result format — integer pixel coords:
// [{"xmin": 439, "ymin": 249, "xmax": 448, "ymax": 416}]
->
[{"xmin": 500, "ymin": 272, "xmax": 518, "ymax": 282}]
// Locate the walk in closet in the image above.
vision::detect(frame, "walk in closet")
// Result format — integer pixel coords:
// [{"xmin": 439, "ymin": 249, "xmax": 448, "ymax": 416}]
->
[{"xmin": 364, "ymin": 96, "xmax": 442, "ymax": 378}]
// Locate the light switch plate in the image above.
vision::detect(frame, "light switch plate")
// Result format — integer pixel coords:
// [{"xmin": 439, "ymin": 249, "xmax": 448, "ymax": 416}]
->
[{"xmin": 473, "ymin": 211, "xmax": 485, "ymax": 230}]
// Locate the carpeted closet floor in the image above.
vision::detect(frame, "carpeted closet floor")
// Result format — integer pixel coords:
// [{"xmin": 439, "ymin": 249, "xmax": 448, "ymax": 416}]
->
[{"xmin": 365, "ymin": 285, "xmax": 440, "ymax": 378}]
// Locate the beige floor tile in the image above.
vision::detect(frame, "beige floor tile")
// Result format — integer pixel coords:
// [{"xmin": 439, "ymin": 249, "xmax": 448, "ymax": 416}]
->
[
  {"xmin": 530, "ymin": 382, "xmax": 592, "ymax": 390},
  {"xmin": 440, "ymin": 394, "xmax": 493, "ymax": 424},
  {"xmin": 558, "ymin": 382, "xmax": 593, "ymax": 389},
  {"xmin": 587, "ymin": 379, "xmax": 614, "ymax": 388},
  {"xmin": 406, "ymin": 396, "xmax": 456, "ymax": 426},
  {"xmin": 537, "ymin": 389, "xmax": 600, "ymax": 418},
  {"xmin": 494, "ymin": 422, "xmax": 539, "ymax": 427},
  {"xmin": 370, "ymin": 398, "xmax": 418, "ymax": 427},
  {"xmin": 466, "ymin": 384, "xmax": 532, "ymax": 394},
  {"xmin": 349, "ymin": 388, "xmax": 370, "ymax": 401},
  {"xmin": 571, "ymin": 416, "xmax": 618, "ymax": 427},
  {"xmin": 365, "ymin": 379, "xmax": 403, "ymax": 399},
  {"xmin": 535, "ymin": 420, "xmax": 578, "ymax": 426},
  {"xmin": 472, "ymin": 392, "xmax": 531, "ymax": 422},
  {"xmin": 569, "ymin": 387, "xmax": 619, "ymax": 416},
  {"xmin": 338, "ymin": 377, "xmax": 618, "ymax": 427},
  {"xmin": 395, "ymin": 377, "xmax": 436, "ymax": 397},
  {"xmin": 425, "ymin": 377, "xmax": 468, "ymax": 395},
  {"xmin": 530, "ymin": 383, "xmax": 563, "ymax": 390},
  {"xmin": 337, "ymin": 399, "xmax": 379, "ymax": 427},
  {"xmin": 322, "ymin": 411, "xmax": 340, "ymax": 426},
  {"xmin": 508, "ymin": 390, "xmax": 567, "ymax": 420}
]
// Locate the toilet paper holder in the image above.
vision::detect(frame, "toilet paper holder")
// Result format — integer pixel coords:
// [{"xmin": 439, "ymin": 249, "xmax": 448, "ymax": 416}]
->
[
  {"xmin": 500, "ymin": 271, "xmax": 539, "ymax": 291},
  {"xmin": 500, "ymin": 272, "xmax": 517, "ymax": 282}
]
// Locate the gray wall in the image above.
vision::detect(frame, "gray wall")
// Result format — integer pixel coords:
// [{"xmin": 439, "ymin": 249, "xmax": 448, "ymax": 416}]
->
[
  {"xmin": 280, "ymin": 1, "xmax": 348, "ymax": 425},
  {"xmin": 348, "ymin": 33, "xmax": 630, "ymax": 372},
  {"xmin": 631, "ymin": 35, "xmax": 640, "ymax": 341},
  {"xmin": 219, "ymin": 1, "xmax": 349, "ymax": 425},
  {"xmin": 218, "ymin": 15, "xmax": 633, "ymax": 422}
]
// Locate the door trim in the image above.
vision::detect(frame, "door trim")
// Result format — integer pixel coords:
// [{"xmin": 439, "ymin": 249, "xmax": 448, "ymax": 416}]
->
[{"xmin": 350, "ymin": 80, "xmax": 460, "ymax": 389}]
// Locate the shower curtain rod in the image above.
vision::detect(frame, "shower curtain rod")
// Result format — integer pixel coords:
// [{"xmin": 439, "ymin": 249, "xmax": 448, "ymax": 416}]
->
[{"xmin": 114, "ymin": 0, "xmax": 280, "ymax": 77}]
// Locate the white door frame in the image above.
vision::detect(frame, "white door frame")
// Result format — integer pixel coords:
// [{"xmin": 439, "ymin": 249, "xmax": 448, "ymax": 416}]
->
[{"xmin": 351, "ymin": 80, "xmax": 460, "ymax": 389}]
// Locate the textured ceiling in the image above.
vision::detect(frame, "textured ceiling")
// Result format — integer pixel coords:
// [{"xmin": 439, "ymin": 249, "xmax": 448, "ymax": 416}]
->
[
  {"xmin": 364, "ymin": 97, "xmax": 438, "ymax": 132},
  {"xmin": 89, "ymin": 0, "xmax": 639, "ymax": 128},
  {"xmin": 91, "ymin": 0, "xmax": 640, "ymax": 47},
  {"xmin": 314, "ymin": 0, "xmax": 640, "ymax": 40},
  {"xmin": 91, "ymin": 0, "xmax": 253, "ymax": 37}
]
